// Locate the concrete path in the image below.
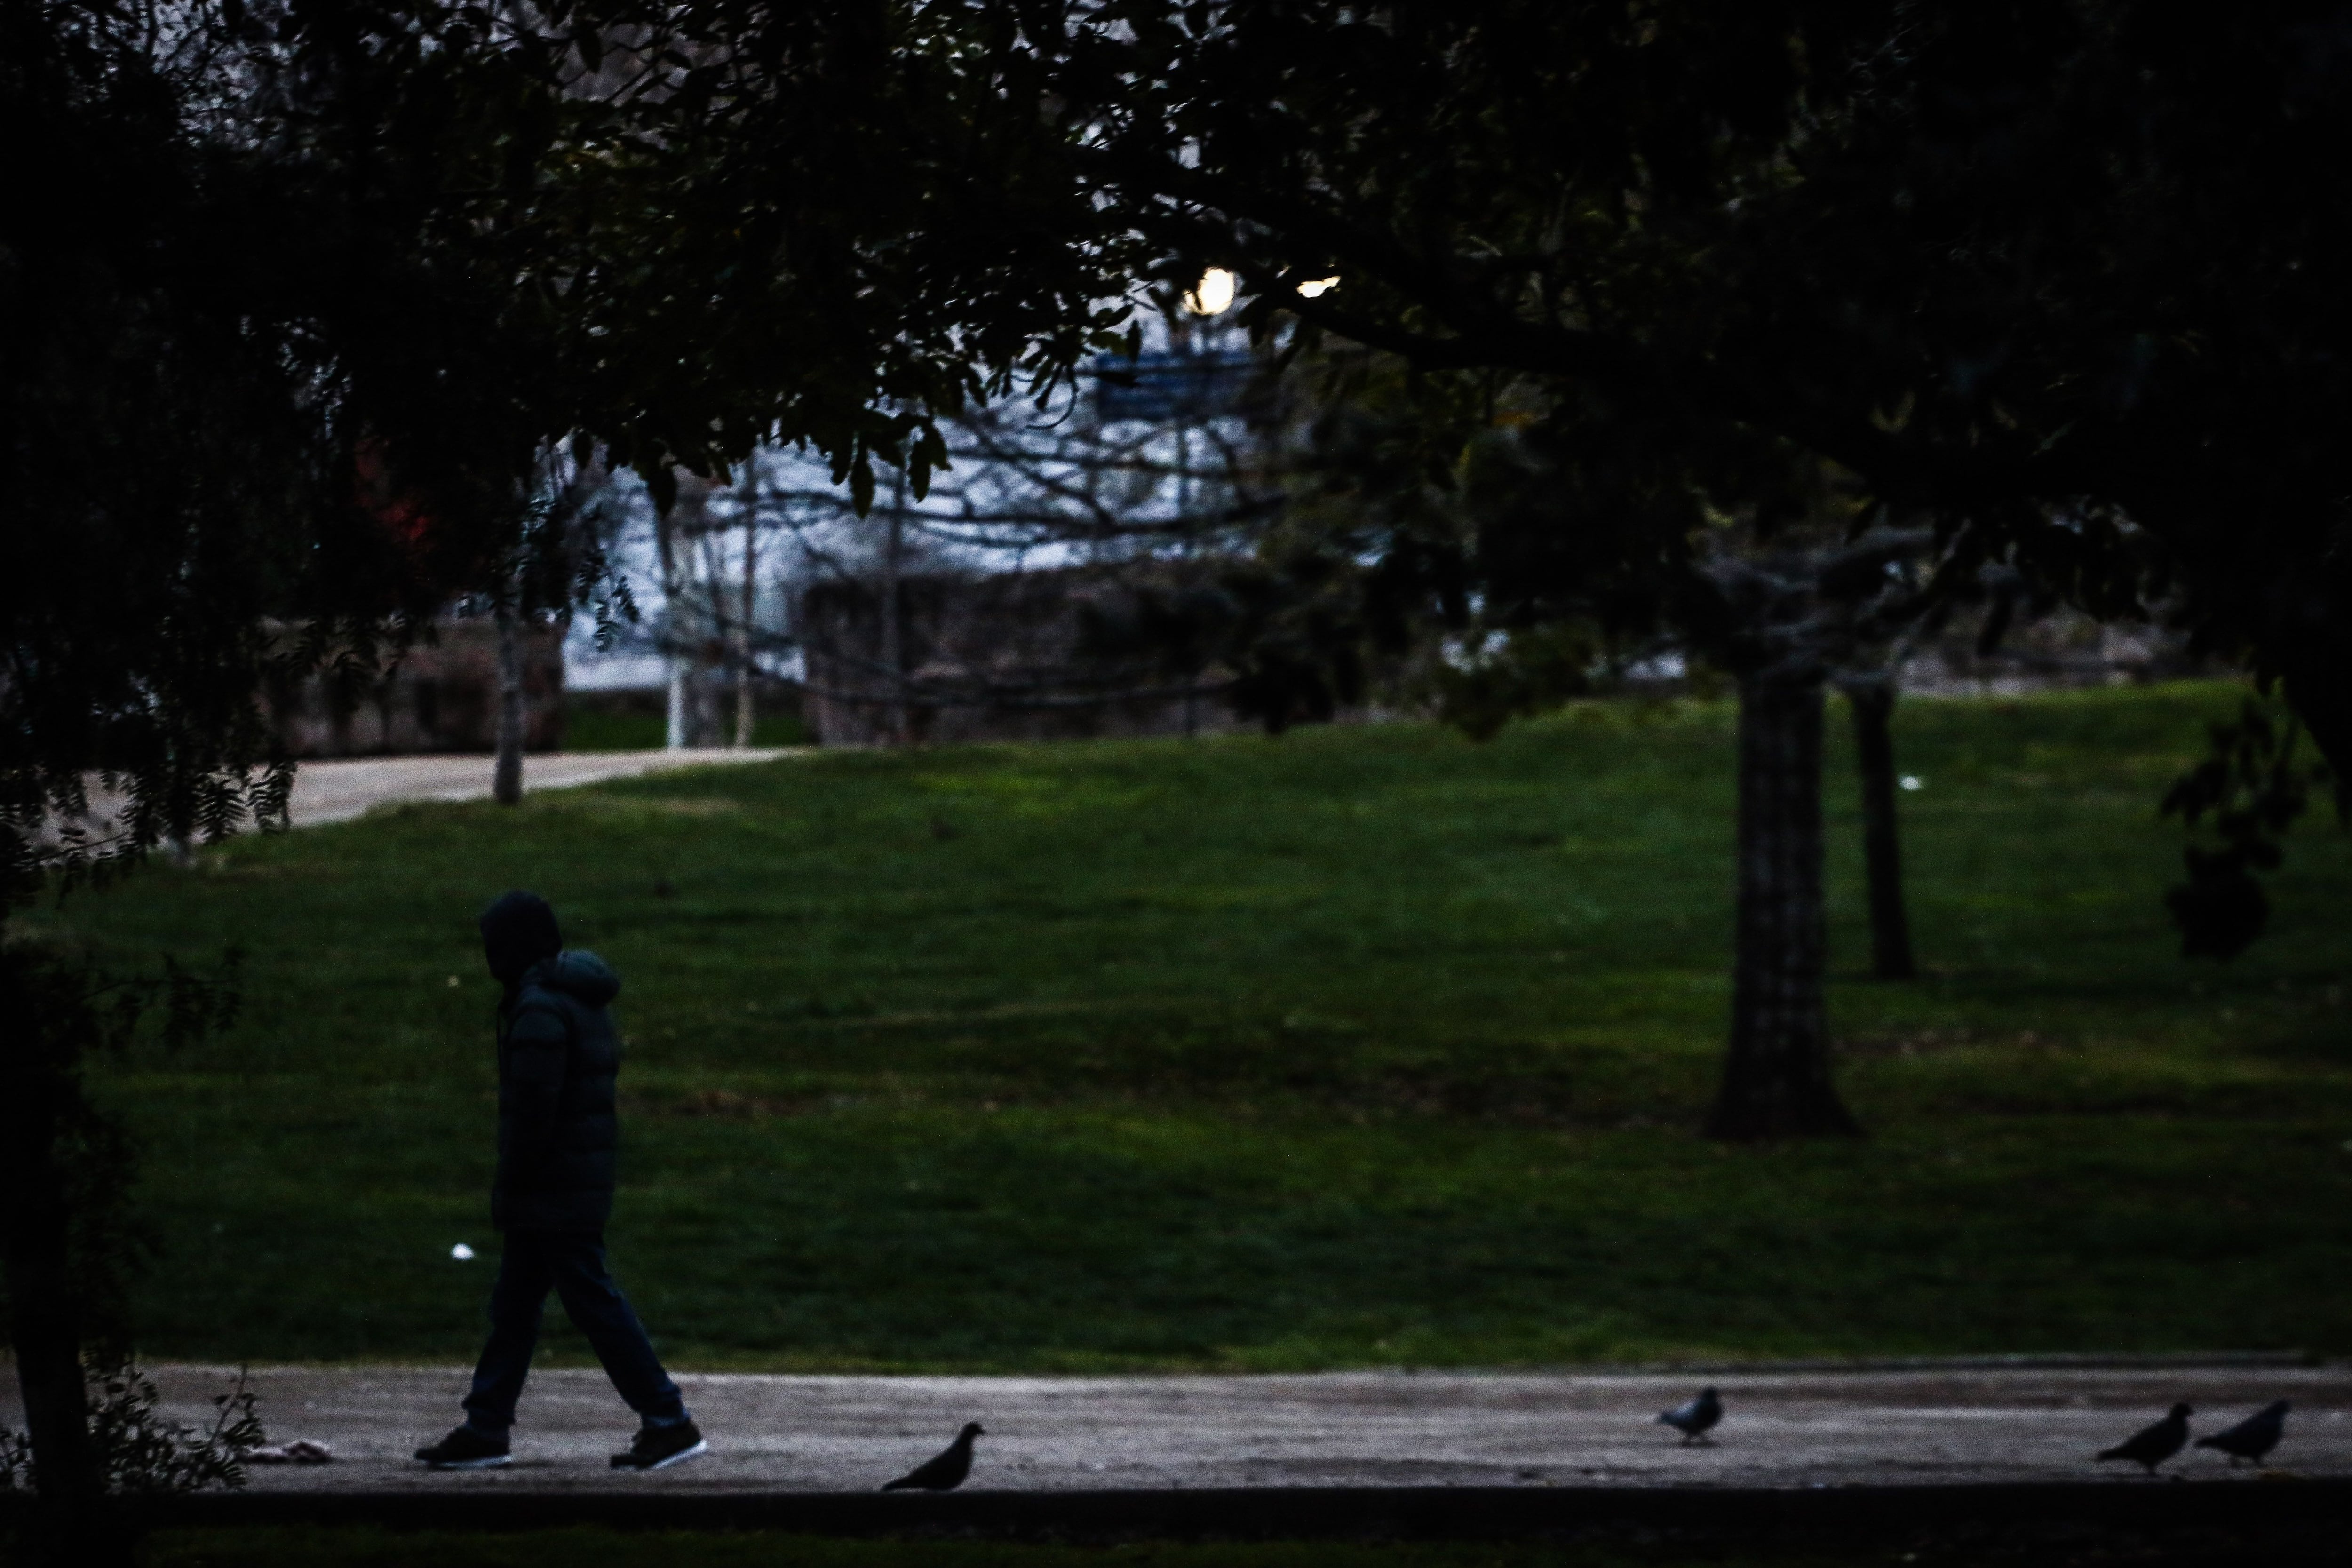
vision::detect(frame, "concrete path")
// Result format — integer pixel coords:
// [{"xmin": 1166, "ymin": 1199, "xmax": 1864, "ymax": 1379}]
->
[
  {"xmin": 43, "ymin": 750, "xmax": 798, "ymax": 850},
  {"xmin": 284, "ymin": 750, "xmax": 797, "ymax": 827},
  {"xmin": 104, "ymin": 1363, "xmax": 2352, "ymax": 1495}
]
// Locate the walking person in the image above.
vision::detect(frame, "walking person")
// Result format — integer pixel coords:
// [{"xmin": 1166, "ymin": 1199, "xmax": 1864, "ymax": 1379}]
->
[{"xmin": 415, "ymin": 891, "xmax": 706, "ymax": 1472}]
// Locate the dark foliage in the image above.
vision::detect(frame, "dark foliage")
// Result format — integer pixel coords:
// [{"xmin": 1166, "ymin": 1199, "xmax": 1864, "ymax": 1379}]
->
[
  {"xmin": 0, "ymin": 1368, "xmax": 266, "ymax": 1496},
  {"xmin": 0, "ymin": 940, "xmax": 242, "ymax": 1565},
  {"xmin": 1025, "ymin": 0, "xmax": 2352, "ymax": 771},
  {"xmin": 0, "ymin": 945, "xmax": 241, "ymax": 1356},
  {"xmin": 988, "ymin": 0, "xmax": 2352, "ymax": 1125},
  {"xmin": 1078, "ymin": 549, "xmax": 1374, "ymax": 734},
  {"xmin": 4, "ymin": 0, "xmax": 1128, "ymax": 1516},
  {"xmin": 2161, "ymin": 697, "xmax": 2342, "ymax": 959},
  {"xmin": 4, "ymin": 0, "xmax": 1134, "ymax": 893}
]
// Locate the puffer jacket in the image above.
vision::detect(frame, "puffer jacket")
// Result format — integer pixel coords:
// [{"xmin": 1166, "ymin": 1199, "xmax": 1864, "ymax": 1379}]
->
[{"xmin": 493, "ymin": 951, "xmax": 623, "ymax": 1232}]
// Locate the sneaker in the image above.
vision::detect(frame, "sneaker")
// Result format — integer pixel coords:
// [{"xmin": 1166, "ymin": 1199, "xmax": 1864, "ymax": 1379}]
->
[
  {"xmin": 414, "ymin": 1425, "xmax": 511, "ymax": 1469},
  {"xmin": 611, "ymin": 1420, "xmax": 707, "ymax": 1471}
]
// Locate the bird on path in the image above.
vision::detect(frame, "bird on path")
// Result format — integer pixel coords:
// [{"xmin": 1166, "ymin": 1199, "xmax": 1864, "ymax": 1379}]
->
[
  {"xmin": 1658, "ymin": 1387, "xmax": 1722, "ymax": 1445},
  {"xmin": 882, "ymin": 1422, "xmax": 985, "ymax": 1491},
  {"xmin": 2194, "ymin": 1400, "xmax": 2290, "ymax": 1466},
  {"xmin": 2097, "ymin": 1403, "xmax": 2192, "ymax": 1474}
]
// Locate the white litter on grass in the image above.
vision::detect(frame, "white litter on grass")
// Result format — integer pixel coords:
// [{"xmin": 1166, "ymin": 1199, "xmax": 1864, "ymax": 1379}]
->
[
  {"xmin": 247, "ymin": 1440, "xmax": 334, "ymax": 1465},
  {"xmin": 446, "ymin": 976, "xmax": 461, "ymax": 988},
  {"xmin": 1900, "ymin": 775, "xmax": 1925, "ymax": 791},
  {"xmin": 451, "ymin": 1243, "xmax": 476, "ymax": 1261}
]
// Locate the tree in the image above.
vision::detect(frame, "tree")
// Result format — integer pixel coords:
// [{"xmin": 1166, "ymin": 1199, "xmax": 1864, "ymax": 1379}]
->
[
  {"xmin": 0, "ymin": 1, "xmax": 560, "ymax": 1536},
  {"xmin": 560, "ymin": 338, "xmax": 1285, "ymax": 751},
  {"xmin": 492, "ymin": 455, "xmax": 622, "ymax": 801},
  {"xmin": 4, "ymin": 7, "xmax": 453, "ymax": 1529},
  {"xmin": 1833, "ymin": 671, "xmax": 1917, "ymax": 984},
  {"xmin": 1002, "ymin": 0, "xmax": 2352, "ymax": 1128},
  {"xmin": 764, "ymin": 310, "xmax": 1299, "ymax": 739},
  {"xmin": 1231, "ymin": 367, "xmax": 1940, "ymax": 1134},
  {"xmin": 1042, "ymin": 0, "xmax": 2352, "ymax": 748},
  {"xmin": 2, "ymin": 0, "xmax": 1124, "ymax": 1536},
  {"xmin": 1688, "ymin": 525, "xmax": 1930, "ymax": 1138}
]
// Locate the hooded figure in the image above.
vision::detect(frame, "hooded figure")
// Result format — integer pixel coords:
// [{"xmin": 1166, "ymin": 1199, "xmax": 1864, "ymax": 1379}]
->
[
  {"xmin": 415, "ymin": 892, "xmax": 704, "ymax": 1473},
  {"xmin": 478, "ymin": 892, "xmax": 620, "ymax": 1232}
]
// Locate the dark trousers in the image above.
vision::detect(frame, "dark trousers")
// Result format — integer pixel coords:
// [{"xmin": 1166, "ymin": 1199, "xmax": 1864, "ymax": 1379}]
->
[{"xmin": 462, "ymin": 1229, "xmax": 688, "ymax": 1433}]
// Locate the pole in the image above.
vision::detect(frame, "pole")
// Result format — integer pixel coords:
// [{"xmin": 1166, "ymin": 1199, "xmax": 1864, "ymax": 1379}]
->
[
  {"xmin": 880, "ymin": 467, "xmax": 906, "ymax": 746},
  {"xmin": 734, "ymin": 461, "xmax": 758, "ymax": 748},
  {"xmin": 657, "ymin": 480, "xmax": 687, "ymax": 750},
  {"xmin": 1176, "ymin": 420, "xmax": 1197, "ymax": 737}
]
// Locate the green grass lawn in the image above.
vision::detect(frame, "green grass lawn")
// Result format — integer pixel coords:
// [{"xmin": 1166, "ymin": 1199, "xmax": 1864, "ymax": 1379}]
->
[{"xmin": 35, "ymin": 684, "xmax": 2352, "ymax": 1370}]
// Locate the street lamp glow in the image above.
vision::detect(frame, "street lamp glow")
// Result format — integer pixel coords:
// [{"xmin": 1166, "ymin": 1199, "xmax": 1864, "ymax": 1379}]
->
[
  {"xmin": 1186, "ymin": 267, "xmax": 1237, "ymax": 315},
  {"xmin": 1296, "ymin": 277, "xmax": 1339, "ymax": 298}
]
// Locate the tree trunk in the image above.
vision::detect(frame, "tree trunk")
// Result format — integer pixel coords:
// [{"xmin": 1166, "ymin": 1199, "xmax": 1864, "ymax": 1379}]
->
[
  {"xmin": 1843, "ymin": 677, "xmax": 1916, "ymax": 980},
  {"xmin": 664, "ymin": 664, "xmax": 690, "ymax": 750},
  {"xmin": 1, "ymin": 954, "xmax": 121, "ymax": 1563},
  {"xmin": 492, "ymin": 603, "xmax": 524, "ymax": 806},
  {"xmin": 879, "ymin": 470, "xmax": 907, "ymax": 746},
  {"xmin": 1707, "ymin": 671, "xmax": 1861, "ymax": 1140},
  {"xmin": 734, "ymin": 467, "xmax": 758, "ymax": 748},
  {"xmin": 657, "ymin": 478, "xmax": 689, "ymax": 751}
]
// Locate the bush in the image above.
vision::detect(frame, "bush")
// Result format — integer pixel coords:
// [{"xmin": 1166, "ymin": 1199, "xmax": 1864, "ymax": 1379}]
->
[{"xmin": 0, "ymin": 1365, "xmax": 266, "ymax": 1496}]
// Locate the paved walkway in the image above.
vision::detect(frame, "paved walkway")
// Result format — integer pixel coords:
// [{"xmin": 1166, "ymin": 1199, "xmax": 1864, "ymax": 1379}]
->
[
  {"xmin": 283, "ymin": 750, "xmax": 798, "ymax": 827},
  {"xmin": 99, "ymin": 1363, "xmax": 2352, "ymax": 1495},
  {"xmin": 45, "ymin": 750, "xmax": 797, "ymax": 850}
]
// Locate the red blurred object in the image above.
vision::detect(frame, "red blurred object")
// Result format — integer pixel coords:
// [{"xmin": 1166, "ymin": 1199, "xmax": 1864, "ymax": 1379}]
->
[{"xmin": 354, "ymin": 437, "xmax": 434, "ymax": 548}]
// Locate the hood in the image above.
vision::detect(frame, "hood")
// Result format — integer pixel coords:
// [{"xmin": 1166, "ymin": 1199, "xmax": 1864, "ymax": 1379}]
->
[
  {"xmin": 531, "ymin": 949, "xmax": 620, "ymax": 1007},
  {"xmin": 480, "ymin": 891, "xmax": 561, "ymax": 983}
]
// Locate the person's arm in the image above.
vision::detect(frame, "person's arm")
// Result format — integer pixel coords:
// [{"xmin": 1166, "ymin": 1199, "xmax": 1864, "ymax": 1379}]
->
[{"xmin": 501, "ymin": 1001, "xmax": 570, "ymax": 1181}]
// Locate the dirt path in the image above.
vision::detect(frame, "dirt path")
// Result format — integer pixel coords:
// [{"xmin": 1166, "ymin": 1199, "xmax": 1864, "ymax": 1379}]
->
[
  {"xmin": 42, "ymin": 750, "xmax": 800, "ymax": 850},
  {"xmin": 284, "ymin": 749, "xmax": 799, "ymax": 827},
  {"xmin": 91, "ymin": 1362, "xmax": 2352, "ymax": 1494}
]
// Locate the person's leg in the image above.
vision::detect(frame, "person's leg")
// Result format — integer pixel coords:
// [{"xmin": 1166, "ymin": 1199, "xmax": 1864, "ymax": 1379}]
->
[
  {"xmin": 461, "ymin": 1230, "xmax": 556, "ymax": 1435},
  {"xmin": 543, "ymin": 1232, "xmax": 691, "ymax": 1427}
]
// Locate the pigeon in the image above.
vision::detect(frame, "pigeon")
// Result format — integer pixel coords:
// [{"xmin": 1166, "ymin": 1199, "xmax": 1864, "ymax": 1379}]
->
[
  {"xmin": 1657, "ymin": 1387, "xmax": 1722, "ymax": 1445},
  {"xmin": 881, "ymin": 1422, "xmax": 985, "ymax": 1491},
  {"xmin": 2098, "ymin": 1403, "xmax": 2193, "ymax": 1474},
  {"xmin": 2194, "ymin": 1400, "xmax": 2290, "ymax": 1466}
]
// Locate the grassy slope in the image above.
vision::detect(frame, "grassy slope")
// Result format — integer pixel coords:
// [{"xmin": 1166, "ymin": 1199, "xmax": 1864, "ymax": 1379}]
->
[{"xmin": 44, "ymin": 685, "xmax": 2352, "ymax": 1370}]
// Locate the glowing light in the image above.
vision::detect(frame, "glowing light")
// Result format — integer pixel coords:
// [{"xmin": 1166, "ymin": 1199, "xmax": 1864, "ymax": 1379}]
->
[
  {"xmin": 1296, "ymin": 277, "xmax": 1339, "ymax": 298},
  {"xmin": 1185, "ymin": 267, "xmax": 1237, "ymax": 315},
  {"xmin": 1899, "ymin": 775, "xmax": 1924, "ymax": 792},
  {"xmin": 451, "ymin": 1243, "xmax": 477, "ymax": 1261}
]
